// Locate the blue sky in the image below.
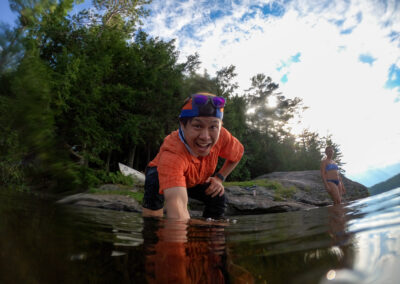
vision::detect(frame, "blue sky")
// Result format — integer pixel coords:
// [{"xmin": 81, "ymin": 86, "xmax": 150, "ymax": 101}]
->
[
  {"xmin": 0, "ymin": 1, "xmax": 17, "ymax": 26},
  {"xmin": 1, "ymin": 0, "xmax": 400, "ymax": 186}
]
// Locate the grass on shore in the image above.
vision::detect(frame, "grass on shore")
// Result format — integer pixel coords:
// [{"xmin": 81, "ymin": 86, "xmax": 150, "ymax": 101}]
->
[
  {"xmin": 224, "ymin": 179, "xmax": 297, "ymax": 201},
  {"xmin": 88, "ymin": 188, "xmax": 144, "ymax": 203}
]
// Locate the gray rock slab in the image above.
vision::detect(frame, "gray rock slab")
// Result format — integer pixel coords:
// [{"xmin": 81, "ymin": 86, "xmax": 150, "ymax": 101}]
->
[{"xmin": 57, "ymin": 193, "xmax": 142, "ymax": 212}]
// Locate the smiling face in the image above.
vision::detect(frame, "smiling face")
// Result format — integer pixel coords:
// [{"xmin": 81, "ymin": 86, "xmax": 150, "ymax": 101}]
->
[{"xmin": 181, "ymin": 117, "xmax": 222, "ymax": 157}]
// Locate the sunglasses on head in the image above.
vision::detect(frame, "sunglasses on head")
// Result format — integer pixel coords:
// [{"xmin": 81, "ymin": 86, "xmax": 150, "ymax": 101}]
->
[{"xmin": 191, "ymin": 94, "xmax": 226, "ymax": 108}]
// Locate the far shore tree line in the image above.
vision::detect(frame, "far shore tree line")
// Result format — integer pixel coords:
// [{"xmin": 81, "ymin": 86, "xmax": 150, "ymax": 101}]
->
[{"xmin": 0, "ymin": 0, "xmax": 344, "ymax": 192}]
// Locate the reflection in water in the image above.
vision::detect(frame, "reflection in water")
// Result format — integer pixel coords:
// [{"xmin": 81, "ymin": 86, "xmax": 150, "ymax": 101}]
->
[
  {"xmin": 320, "ymin": 188, "xmax": 400, "ymax": 284},
  {"xmin": 142, "ymin": 218, "xmax": 254, "ymax": 283},
  {"xmin": 224, "ymin": 205, "xmax": 355, "ymax": 284},
  {"xmin": 0, "ymin": 190, "xmax": 146, "ymax": 283},
  {"xmin": 0, "ymin": 188, "xmax": 400, "ymax": 283},
  {"xmin": 327, "ymin": 205, "xmax": 348, "ymax": 246}
]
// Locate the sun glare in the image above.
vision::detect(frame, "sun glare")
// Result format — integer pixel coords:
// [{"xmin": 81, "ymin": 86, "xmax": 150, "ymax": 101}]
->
[
  {"xmin": 267, "ymin": 96, "xmax": 278, "ymax": 108},
  {"xmin": 246, "ymin": 107, "xmax": 255, "ymax": 114}
]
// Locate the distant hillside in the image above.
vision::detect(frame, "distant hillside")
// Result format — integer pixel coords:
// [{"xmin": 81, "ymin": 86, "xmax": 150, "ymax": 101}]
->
[
  {"xmin": 349, "ymin": 162, "xmax": 400, "ymax": 187},
  {"xmin": 369, "ymin": 172, "xmax": 400, "ymax": 195}
]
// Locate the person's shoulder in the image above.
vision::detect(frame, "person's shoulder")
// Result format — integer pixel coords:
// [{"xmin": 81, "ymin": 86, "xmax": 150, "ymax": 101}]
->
[
  {"xmin": 161, "ymin": 130, "xmax": 181, "ymax": 148},
  {"xmin": 220, "ymin": 126, "xmax": 229, "ymax": 134},
  {"xmin": 219, "ymin": 126, "xmax": 234, "ymax": 139},
  {"xmin": 216, "ymin": 127, "xmax": 230, "ymax": 145},
  {"xmin": 160, "ymin": 130, "xmax": 189, "ymax": 158}
]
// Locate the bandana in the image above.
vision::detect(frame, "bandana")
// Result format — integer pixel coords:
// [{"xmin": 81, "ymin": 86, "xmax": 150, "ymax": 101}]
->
[{"xmin": 179, "ymin": 93, "xmax": 224, "ymax": 120}]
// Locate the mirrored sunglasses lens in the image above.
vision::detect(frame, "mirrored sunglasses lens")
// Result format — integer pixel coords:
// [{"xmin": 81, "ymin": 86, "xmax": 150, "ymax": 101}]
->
[
  {"xmin": 193, "ymin": 95, "xmax": 208, "ymax": 105},
  {"xmin": 212, "ymin": 97, "xmax": 225, "ymax": 107}
]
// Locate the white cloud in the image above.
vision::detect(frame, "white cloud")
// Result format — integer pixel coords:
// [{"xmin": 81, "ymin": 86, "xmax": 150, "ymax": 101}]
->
[{"xmin": 142, "ymin": 0, "xmax": 400, "ymax": 183}]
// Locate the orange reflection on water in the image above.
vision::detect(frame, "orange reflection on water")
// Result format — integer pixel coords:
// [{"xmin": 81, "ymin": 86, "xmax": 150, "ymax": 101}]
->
[{"xmin": 143, "ymin": 218, "xmax": 254, "ymax": 284}]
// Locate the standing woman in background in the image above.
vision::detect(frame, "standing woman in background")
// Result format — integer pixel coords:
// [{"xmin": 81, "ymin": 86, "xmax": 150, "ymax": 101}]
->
[{"xmin": 321, "ymin": 146, "xmax": 346, "ymax": 204}]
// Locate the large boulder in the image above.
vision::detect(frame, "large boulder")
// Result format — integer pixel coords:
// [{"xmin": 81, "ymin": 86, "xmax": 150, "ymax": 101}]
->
[
  {"xmin": 219, "ymin": 170, "xmax": 369, "ymax": 215},
  {"xmin": 257, "ymin": 170, "xmax": 368, "ymax": 201},
  {"xmin": 57, "ymin": 185, "xmax": 142, "ymax": 212}
]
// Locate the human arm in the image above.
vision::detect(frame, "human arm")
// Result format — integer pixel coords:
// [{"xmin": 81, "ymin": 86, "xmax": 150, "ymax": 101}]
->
[
  {"xmin": 218, "ymin": 159, "xmax": 241, "ymax": 179},
  {"xmin": 205, "ymin": 159, "xmax": 240, "ymax": 197},
  {"xmin": 164, "ymin": 187, "xmax": 190, "ymax": 220},
  {"xmin": 320, "ymin": 160, "xmax": 329, "ymax": 189},
  {"xmin": 207, "ymin": 128, "xmax": 244, "ymax": 197}
]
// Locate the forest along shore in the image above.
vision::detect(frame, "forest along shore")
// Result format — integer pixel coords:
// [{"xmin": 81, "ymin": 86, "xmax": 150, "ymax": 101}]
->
[{"xmin": 57, "ymin": 170, "xmax": 369, "ymax": 216}]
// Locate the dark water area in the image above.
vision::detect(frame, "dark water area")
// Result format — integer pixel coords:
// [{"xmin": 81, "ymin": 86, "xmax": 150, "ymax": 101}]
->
[{"xmin": 1, "ymin": 188, "xmax": 400, "ymax": 284}]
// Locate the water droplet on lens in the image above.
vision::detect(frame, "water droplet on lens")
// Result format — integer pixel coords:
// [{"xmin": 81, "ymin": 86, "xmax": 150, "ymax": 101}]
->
[{"xmin": 327, "ymin": 269, "xmax": 336, "ymax": 280}]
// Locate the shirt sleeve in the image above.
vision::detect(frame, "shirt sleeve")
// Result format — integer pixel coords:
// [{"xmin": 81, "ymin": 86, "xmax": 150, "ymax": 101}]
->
[
  {"xmin": 218, "ymin": 127, "xmax": 244, "ymax": 162},
  {"xmin": 157, "ymin": 150, "xmax": 187, "ymax": 193}
]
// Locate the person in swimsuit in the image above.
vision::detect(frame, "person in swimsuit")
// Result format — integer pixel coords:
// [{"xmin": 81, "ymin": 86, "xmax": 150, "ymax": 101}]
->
[
  {"xmin": 142, "ymin": 92, "xmax": 244, "ymax": 220},
  {"xmin": 320, "ymin": 146, "xmax": 346, "ymax": 205}
]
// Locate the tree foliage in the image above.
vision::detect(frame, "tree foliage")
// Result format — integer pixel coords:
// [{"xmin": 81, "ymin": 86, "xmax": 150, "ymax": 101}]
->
[{"xmin": 0, "ymin": 0, "xmax": 345, "ymax": 191}]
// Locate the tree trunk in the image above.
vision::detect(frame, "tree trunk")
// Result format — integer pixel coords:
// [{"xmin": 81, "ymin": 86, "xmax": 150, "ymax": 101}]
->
[
  {"xmin": 105, "ymin": 150, "xmax": 111, "ymax": 173},
  {"xmin": 134, "ymin": 147, "xmax": 140, "ymax": 170},
  {"xmin": 83, "ymin": 143, "xmax": 88, "ymax": 167},
  {"xmin": 147, "ymin": 146, "xmax": 151, "ymax": 166},
  {"xmin": 128, "ymin": 145, "xmax": 136, "ymax": 168}
]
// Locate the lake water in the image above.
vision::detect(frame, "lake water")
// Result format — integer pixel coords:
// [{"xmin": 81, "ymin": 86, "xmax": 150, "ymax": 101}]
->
[{"xmin": 1, "ymin": 187, "xmax": 399, "ymax": 284}]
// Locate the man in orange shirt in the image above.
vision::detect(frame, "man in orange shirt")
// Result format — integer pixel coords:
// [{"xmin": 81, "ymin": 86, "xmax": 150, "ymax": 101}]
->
[{"xmin": 142, "ymin": 92, "xmax": 244, "ymax": 220}]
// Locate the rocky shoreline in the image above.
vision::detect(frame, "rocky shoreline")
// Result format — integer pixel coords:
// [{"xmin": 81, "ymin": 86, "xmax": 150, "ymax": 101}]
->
[{"xmin": 57, "ymin": 170, "xmax": 369, "ymax": 216}]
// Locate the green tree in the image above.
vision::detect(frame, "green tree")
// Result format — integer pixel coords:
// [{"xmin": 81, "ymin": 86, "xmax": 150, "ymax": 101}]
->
[
  {"xmin": 215, "ymin": 65, "xmax": 238, "ymax": 98},
  {"xmin": 245, "ymin": 74, "xmax": 301, "ymax": 136},
  {"xmin": 0, "ymin": 72, "xmax": 25, "ymax": 187},
  {"xmin": 295, "ymin": 129, "xmax": 323, "ymax": 170},
  {"xmin": 0, "ymin": 0, "xmax": 80, "ymax": 190},
  {"xmin": 243, "ymin": 74, "xmax": 302, "ymax": 177},
  {"xmin": 91, "ymin": 0, "xmax": 150, "ymax": 32},
  {"xmin": 182, "ymin": 69, "xmax": 218, "ymax": 96},
  {"xmin": 323, "ymin": 135, "xmax": 345, "ymax": 172},
  {"xmin": 8, "ymin": 50, "xmax": 79, "ymax": 191}
]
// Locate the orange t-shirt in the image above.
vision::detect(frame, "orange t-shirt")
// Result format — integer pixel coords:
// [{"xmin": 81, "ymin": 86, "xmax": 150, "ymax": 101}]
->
[{"xmin": 148, "ymin": 127, "xmax": 244, "ymax": 193}]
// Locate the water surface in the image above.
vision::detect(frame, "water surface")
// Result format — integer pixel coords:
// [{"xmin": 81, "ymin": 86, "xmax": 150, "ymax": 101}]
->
[{"xmin": 1, "ymin": 188, "xmax": 399, "ymax": 283}]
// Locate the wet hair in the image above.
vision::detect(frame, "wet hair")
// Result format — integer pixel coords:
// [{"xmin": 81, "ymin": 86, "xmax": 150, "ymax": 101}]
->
[
  {"xmin": 198, "ymin": 100, "xmax": 217, "ymax": 117},
  {"xmin": 179, "ymin": 117, "xmax": 192, "ymax": 126}
]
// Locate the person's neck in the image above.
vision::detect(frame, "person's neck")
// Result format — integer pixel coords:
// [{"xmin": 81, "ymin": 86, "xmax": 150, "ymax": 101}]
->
[{"xmin": 178, "ymin": 126, "xmax": 198, "ymax": 157}]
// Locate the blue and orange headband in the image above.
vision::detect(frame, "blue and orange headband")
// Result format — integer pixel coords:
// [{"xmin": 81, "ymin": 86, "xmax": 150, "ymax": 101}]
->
[{"xmin": 179, "ymin": 93, "xmax": 225, "ymax": 120}]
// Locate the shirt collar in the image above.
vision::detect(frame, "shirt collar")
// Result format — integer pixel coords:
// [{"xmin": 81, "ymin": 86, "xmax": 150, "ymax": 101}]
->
[{"xmin": 178, "ymin": 126, "xmax": 198, "ymax": 158}]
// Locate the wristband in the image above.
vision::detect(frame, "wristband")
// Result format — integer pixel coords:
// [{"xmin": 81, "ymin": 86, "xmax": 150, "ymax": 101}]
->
[{"xmin": 214, "ymin": 173, "xmax": 225, "ymax": 182}]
